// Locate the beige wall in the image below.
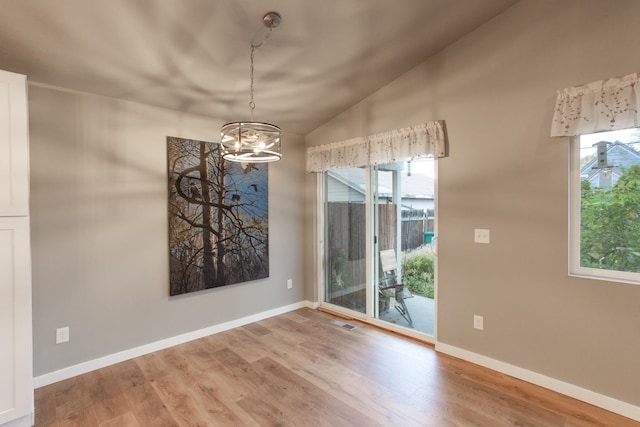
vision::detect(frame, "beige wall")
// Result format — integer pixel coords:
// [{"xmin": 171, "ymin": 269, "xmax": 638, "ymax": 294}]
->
[
  {"xmin": 306, "ymin": 0, "xmax": 640, "ymax": 406},
  {"xmin": 29, "ymin": 84, "xmax": 306, "ymax": 376}
]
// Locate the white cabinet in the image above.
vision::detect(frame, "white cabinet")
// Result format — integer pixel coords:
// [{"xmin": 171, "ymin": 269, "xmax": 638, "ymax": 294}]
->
[
  {"xmin": 0, "ymin": 71, "xmax": 29, "ymax": 217},
  {"xmin": 0, "ymin": 218, "xmax": 32, "ymax": 426},
  {"xmin": 0, "ymin": 70, "xmax": 33, "ymax": 427}
]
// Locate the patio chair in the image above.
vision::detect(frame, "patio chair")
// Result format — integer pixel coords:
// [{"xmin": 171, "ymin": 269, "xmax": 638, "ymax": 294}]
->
[{"xmin": 379, "ymin": 249, "xmax": 413, "ymax": 327}]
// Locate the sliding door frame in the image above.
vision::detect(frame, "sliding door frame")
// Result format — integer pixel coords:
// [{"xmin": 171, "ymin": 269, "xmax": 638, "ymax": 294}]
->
[{"xmin": 315, "ymin": 164, "xmax": 438, "ymax": 344}]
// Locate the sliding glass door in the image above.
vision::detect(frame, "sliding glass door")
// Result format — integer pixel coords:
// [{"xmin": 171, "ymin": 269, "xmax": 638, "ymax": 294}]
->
[
  {"xmin": 321, "ymin": 160, "xmax": 436, "ymax": 337},
  {"xmin": 323, "ymin": 168, "xmax": 367, "ymax": 313},
  {"xmin": 373, "ymin": 161, "xmax": 435, "ymax": 336}
]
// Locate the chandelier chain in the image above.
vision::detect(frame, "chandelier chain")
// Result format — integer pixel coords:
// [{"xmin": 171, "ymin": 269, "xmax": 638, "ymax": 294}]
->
[{"xmin": 249, "ymin": 26, "xmax": 274, "ymax": 122}]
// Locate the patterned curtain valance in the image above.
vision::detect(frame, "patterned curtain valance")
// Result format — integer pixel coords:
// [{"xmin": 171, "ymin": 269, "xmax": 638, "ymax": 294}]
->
[
  {"xmin": 551, "ymin": 73, "xmax": 640, "ymax": 137},
  {"xmin": 306, "ymin": 121, "xmax": 447, "ymax": 173}
]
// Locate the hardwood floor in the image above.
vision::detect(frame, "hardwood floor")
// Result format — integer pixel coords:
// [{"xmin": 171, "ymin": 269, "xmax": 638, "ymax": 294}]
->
[{"xmin": 34, "ymin": 308, "xmax": 638, "ymax": 426}]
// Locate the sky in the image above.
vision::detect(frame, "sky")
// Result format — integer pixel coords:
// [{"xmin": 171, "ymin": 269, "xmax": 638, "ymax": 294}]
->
[
  {"xmin": 580, "ymin": 128, "xmax": 640, "ymax": 158},
  {"xmin": 404, "ymin": 158, "xmax": 435, "ymax": 178}
]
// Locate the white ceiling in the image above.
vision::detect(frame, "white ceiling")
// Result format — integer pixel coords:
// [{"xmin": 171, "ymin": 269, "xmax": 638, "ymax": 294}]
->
[{"xmin": 0, "ymin": 0, "xmax": 518, "ymax": 135}]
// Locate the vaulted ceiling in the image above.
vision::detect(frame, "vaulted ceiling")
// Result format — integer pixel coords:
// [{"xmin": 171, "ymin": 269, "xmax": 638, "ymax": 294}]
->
[{"xmin": 0, "ymin": 0, "xmax": 518, "ymax": 135}]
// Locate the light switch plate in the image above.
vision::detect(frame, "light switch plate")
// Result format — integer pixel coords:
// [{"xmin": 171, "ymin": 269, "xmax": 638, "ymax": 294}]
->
[
  {"xmin": 56, "ymin": 327, "xmax": 69, "ymax": 344},
  {"xmin": 474, "ymin": 315, "xmax": 484, "ymax": 331}
]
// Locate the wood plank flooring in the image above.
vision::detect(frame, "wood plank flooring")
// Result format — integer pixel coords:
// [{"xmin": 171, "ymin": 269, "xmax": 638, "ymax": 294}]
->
[{"xmin": 34, "ymin": 308, "xmax": 638, "ymax": 426}]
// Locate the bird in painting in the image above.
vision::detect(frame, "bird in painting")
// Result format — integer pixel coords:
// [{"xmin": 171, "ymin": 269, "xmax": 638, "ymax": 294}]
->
[
  {"xmin": 241, "ymin": 162, "xmax": 258, "ymax": 174},
  {"xmin": 190, "ymin": 182, "xmax": 201, "ymax": 199}
]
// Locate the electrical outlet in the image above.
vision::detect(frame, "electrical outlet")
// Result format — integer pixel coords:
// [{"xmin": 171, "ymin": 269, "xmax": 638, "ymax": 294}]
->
[
  {"xmin": 287, "ymin": 279, "xmax": 293, "ymax": 289},
  {"xmin": 474, "ymin": 228, "xmax": 490, "ymax": 244},
  {"xmin": 473, "ymin": 315, "xmax": 484, "ymax": 331},
  {"xmin": 56, "ymin": 327, "xmax": 70, "ymax": 344}
]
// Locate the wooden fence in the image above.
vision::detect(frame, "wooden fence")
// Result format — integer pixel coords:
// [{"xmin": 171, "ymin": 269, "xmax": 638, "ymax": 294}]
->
[
  {"xmin": 401, "ymin": 208, "xmax": 434, "ymax": 251},
  {"xmin": 326, "ymin": 203, "xmax": 434, "ymax": 256}
]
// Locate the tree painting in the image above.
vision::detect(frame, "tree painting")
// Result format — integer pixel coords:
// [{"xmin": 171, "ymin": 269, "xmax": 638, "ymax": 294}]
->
[{"xmin": 167, "ymin": 136, "xmax": 269, "ymax": 296}]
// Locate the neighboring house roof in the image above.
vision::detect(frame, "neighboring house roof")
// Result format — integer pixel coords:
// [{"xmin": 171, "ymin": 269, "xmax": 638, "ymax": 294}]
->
[
  {"xmin": 328, "ymin": 169, "xmax": 366, "ymax": 196},
  {"xmin": 328, "ymin": 166, "xmax": 435, "ymax": 201},
  {"xmin": 580, "ymin": 141, "xmax": 640, "ymax": 188}
]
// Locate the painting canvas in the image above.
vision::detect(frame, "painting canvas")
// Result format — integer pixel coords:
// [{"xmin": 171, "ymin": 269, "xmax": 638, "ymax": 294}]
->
[{"xmin": 167, "ymin": 136, "xmax": 269, "ymax": 296}]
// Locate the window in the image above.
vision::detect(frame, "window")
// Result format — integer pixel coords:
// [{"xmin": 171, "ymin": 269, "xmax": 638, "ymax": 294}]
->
[{"xmin": 570, "ymin": 127, "xmax": 640, "ymax": 284}]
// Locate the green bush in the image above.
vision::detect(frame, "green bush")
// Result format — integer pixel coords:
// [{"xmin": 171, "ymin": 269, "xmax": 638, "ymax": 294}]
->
[
  {"xmin": 402, "ymin": 251, "xmax": 434, "ymax": 298},
  {"xmin": 330, "ymin": 248, "xmax": 349, "ymax": 288},
  {"xmin": 581, "ymin": 165, "xmax": 640, "ymax": 272}
]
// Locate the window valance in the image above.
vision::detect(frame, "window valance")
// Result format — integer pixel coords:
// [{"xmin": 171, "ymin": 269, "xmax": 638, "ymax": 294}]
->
[
  {"xmin": 551, "ymin": 73, "xmax": 639, "ymax": 137},
  {"xmin": 306, "ymin": 121, "xmax": 447, "ymax": 173}
]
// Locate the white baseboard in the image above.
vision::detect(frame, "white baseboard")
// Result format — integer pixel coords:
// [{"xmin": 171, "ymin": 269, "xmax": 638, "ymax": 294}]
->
[
  {"xmin": 0, "ymin": 413, "xmax": 32, "ymax": 427},
  {"xmin": 435, "ymin": 342, "xmax": 640, "ymax": 422},
  {"xmin": 34, "ymin": 301, "xmax": 311, "ymax": 388},
  {"xmin": 305, "ymin": 300, "xmax": 320, "ymax": 309}
]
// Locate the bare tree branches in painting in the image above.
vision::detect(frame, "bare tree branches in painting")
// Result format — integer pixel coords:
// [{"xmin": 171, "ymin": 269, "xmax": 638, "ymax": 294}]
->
[{"xmin": 167, "ymin": 137, "xmax": 269, "ymax": 296}]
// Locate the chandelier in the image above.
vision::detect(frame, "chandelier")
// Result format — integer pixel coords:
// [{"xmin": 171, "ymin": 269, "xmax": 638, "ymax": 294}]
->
[{"xmin": 220, "ymin": 11, "xmax": 282, "ymax": 163}]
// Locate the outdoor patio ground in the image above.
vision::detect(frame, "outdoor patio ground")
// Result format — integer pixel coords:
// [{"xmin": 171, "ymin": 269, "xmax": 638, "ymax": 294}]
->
[{"xmin": 380, "ymin": 292, "xmax": 435, "ymax": 336}]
